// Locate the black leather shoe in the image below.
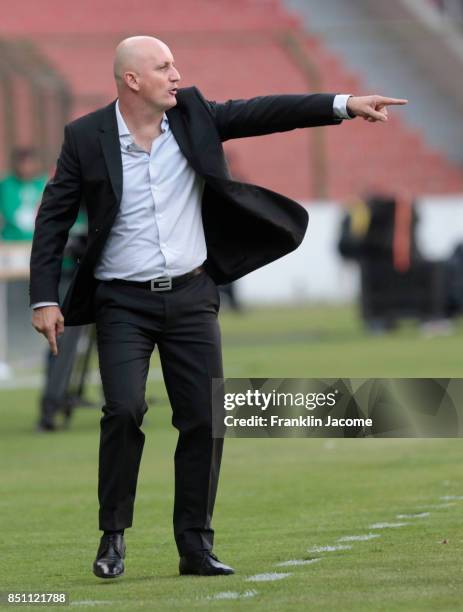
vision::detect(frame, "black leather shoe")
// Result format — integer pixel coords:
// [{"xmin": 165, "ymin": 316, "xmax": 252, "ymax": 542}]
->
[
  {"xmin": 179, "ymin": 551, "xmax": 234, "ymax": 576},
  {"xmin": 93, "ymin": 533, "xmax": 126, "ymax": 579}
]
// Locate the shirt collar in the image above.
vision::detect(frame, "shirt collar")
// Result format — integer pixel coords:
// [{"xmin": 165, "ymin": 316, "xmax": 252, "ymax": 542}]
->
[{"xmin": 115, "ymin": 99, "xmax": 169, "ymax": 137}]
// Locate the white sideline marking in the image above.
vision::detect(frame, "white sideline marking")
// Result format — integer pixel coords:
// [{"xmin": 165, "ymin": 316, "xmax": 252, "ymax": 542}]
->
[
  {"xmin": 338, "ymin": 534, "xmax": 380, "ymax": 542},
  {"xmin": 307, "ymin": 544, "xmax": 352, "ymax": 553},
  {"xmin": 431, "ymin": 503, "xmax": 456, "ymax": 508},
  {"xmin": 369, "ymin": 522, "xmax": 409, "ymax": 529},
  {"xmin": 440, "ymin": 495, "xmax": 463, "ymax": 501},
  {"xmin": 206, "ymin": 590, "xmax": 257, "ymax": 600},
  {"xmin": 276, "ymin": 558, "xmax": 321, "ymax": 567},
  {"xmin": 246, "ymin": 572, "xmax": 292, "ymax": 582},
  {"xmin": 396, "ymin": 512, "xmax": 430, "ymax": 519}
]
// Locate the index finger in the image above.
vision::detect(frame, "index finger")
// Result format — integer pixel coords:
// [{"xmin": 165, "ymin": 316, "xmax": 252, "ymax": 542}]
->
[
  {"xmin": 377, "ymin": 97, "xmax": 408, "ymax": 106},
  {"xmin": 46, "ymin": 329, "xmax": 58, "ymax": 356}
]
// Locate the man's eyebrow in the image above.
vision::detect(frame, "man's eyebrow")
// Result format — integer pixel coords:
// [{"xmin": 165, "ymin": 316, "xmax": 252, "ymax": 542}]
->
[{"xmin": 157, "ymin": 60, "xmax": 175, "ymax": 68}]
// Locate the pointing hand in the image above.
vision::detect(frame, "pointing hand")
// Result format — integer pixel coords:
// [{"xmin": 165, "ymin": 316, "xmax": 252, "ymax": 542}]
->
[{"xmin": 346, "ymin": 95, "xmax": 408, "ymax": 123}]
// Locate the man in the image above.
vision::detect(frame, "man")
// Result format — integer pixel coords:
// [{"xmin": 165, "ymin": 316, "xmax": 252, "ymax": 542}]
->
[{"xmin": 30, "ymin": 36, "xmax": 407, "ymax": 579}]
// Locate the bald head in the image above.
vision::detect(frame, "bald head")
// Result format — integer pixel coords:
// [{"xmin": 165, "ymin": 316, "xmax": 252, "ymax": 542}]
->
[
  {"xmin": 114, "ymin": 36, "xmax": 171, "ymax": 85},
  {"xmin": 113, "ymin": 36, "xmax": 180, "ymax": 112}
]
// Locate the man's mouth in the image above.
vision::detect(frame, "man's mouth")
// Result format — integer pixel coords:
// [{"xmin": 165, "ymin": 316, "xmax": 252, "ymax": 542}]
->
[{"xmin": 169, "ymin": 88, "xmax": 178, "ymax": 96}]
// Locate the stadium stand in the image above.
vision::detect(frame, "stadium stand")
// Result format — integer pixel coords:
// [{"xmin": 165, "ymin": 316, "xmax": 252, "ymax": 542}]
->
[{"xmin": 0, "ymin": 0, "xmax": 462, "ymax": 200}]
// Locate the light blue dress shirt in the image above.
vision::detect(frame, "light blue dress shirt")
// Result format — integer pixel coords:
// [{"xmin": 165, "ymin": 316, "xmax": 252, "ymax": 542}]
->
[{"xmin": 93, "ymin": 100, "xmax": 207, "ymax": 281}]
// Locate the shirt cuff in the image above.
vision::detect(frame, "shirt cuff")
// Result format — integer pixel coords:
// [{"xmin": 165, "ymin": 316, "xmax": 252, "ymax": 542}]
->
[
  {"xmin": 333, "ymin": 94, "xmax": 354, "ymax": 120},
  {"xmin": 31, "ymin": 302, "xmax": 59, "ymax": 309}
]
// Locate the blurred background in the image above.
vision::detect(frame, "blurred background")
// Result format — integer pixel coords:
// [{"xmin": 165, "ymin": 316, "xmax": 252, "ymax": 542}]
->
[
  {"xmin": 0, "ymin": 0, "xmax": 463, "ymax": 425},
  {"xmin": 2, "ymin": 3, "xmax": 463, "ymax": 608}
]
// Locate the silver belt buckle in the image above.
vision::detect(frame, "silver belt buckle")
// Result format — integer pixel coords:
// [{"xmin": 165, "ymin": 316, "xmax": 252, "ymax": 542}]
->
[{"xmin": 150, "ymin": 276, "xmax": 172, "ymax": 291}]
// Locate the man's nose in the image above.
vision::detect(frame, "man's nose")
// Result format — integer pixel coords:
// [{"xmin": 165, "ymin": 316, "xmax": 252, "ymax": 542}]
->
[{"xmin": 171, "ymin": 67, "xmax": 181, "ymax": 82}]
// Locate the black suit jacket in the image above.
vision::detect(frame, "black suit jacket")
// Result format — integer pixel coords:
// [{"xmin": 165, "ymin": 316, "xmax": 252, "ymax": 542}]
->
[{"xmin": 29, "ymin": 86, "xmax": 342, "ymax": 325}]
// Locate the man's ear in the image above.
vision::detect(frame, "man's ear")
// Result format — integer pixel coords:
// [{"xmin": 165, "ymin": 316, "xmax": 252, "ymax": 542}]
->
[{"xmin": 124, "ymin": 71, "xmax": 140, "ymax": 92}]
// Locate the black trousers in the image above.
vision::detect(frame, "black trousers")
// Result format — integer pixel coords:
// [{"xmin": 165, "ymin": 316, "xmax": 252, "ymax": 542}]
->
[{"xmin": 93, "ymin": 269, "xmax": 223, "ymax": 555}]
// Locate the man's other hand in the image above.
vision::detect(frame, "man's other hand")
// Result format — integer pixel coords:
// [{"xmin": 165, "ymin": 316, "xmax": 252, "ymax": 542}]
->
[
  {"xmin": 32, "ymin": 305, "xmax": 65, "ymax": 356},
  {"xmin": 347, "ymin": 95, "xmax": 408, "ymax": 123}
]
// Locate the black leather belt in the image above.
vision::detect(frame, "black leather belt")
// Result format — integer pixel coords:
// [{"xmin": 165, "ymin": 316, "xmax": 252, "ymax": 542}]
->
[{"xmin": 105, "ymin": 265, "xmax": 205, "ymax": 292}]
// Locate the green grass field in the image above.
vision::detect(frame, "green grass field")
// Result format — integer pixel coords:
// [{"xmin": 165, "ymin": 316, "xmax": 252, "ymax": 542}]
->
[{"xmin": 1, "ymin": 305, "xmax": 462, "ymax": 611}]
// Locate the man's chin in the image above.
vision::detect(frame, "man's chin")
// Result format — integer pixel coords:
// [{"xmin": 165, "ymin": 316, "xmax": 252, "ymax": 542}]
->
[
  {"xmin": 150, "ymin": 96, "xmax": 177, "ymax": 113},
  {"xmin": 167, "ymin": 95, "xmax": 178, "ymax": 107},
  {"xmin": 157, "ymin": 97, "xmax": 177, "ymax": 113}
]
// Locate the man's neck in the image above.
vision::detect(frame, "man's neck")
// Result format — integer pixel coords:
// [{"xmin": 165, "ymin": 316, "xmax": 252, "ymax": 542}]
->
[{"xmin": 118, "ymin": 97, "xmax": 164, "ymax": 136}]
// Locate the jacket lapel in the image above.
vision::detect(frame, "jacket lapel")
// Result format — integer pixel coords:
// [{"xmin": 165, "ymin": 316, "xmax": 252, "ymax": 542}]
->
[
  {"xmin": 166, "ymin": 104, "xmax": 203, "ymax": 175},
  {"xmin": 99, "ymin": 101, "xmax": 123, "ymax": 204}
]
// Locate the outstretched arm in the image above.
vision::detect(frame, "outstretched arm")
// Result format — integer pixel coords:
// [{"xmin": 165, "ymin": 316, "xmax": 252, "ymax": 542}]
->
[
  {"xmin": 197, "ymin": 87, "xmax": 407, "ymax": 141},
  {"xmin": 199, "ymin": 89, "xmax": 344, "ymax": 141}
]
